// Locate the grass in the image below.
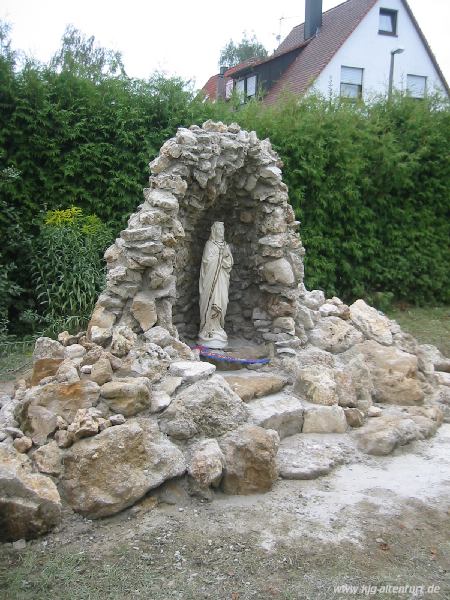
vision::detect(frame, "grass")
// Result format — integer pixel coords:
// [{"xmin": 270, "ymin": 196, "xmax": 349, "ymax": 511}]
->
[
  {"xmin": 0, "ymin": 341, "xmax": 33, "ymax": 382},
  {"xmin": 386, "ymin": 306, "xmax": 450, "ymax": 357}
]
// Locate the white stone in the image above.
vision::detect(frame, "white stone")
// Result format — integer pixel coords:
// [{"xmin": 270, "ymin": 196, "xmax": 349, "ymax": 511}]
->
[
  {"xmin": 247, "ymin": 393, "xmax": 304, "ymax": 439},
  {"xmin": 294, "ymin": 365, "xmax": 338, "ymax": 405},
  {"xmin": 262, "ymin": 258, "xmax": 295, "ymax": 286},
  {"xmin": 308, "ymin": 317, "xmax": 364, "ymax": 353},
  {"xmin": 302, "ymin": 405, "xmax": 348, "ymax": 434},
  {"xmin": 349, "ymin": 299, "xmax": 393, "ymax": 345},
  {"xmin": 64, "ymin": 344, "xmax": 86, "ymax": 360},
  {"xmin": 168, "ymin": 360, "xmax": 215, "ymax": 383}
]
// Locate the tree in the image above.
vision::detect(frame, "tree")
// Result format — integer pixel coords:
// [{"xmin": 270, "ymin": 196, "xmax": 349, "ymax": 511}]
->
[
  {"xmin": 50, "ymin": 25, "xmax": 126, "ymax": 81},
  {"xmin": 219, "ymin": 32, "xmax": 268, "ymax": 68}
]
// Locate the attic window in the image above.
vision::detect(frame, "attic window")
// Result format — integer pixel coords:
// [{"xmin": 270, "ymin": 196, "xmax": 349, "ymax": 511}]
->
[
  {"xmin": 340, "ymin": 66, "xmax": 363, "ymax": 99},
  {"xmin": 379, "ymin": 8, "xmax": 398, "ymax": 35},
  {"xmin": 407, "ymin": 74, "xmax": 427, "ymax": 99},
  {"xmin": 235, "ymin": 75, "xmax": 258, "ymax": 103}
]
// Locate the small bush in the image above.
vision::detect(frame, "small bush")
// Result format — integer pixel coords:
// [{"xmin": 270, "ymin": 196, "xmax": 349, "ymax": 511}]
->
[{"xmin": 30, "ymin": 206, "xmax": 113, "ymax": 333}]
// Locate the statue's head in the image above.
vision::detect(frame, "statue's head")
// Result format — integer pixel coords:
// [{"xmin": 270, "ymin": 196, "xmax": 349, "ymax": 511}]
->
[{"xmin": 211, "ymin": 221, "xmax": 225, "ymax": 242}]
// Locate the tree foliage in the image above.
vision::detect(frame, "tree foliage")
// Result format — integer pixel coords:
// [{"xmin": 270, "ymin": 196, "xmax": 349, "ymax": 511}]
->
[
  {"xmin": 219, "ymin": 32, "xmax": 268, "ymax": 68},
  {"xmin": 50, "ymin": 25, "xmax": 126, "ymax": 81}
]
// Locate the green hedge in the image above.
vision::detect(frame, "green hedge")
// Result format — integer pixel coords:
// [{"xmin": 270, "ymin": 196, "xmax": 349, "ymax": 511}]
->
[
  {"xmin": 233, "ymin": 94, "xmax": 450, "ymax": 305},
  {"xmin": 1, "ymin": 43, "xmax": 449, "ymax": 334}
]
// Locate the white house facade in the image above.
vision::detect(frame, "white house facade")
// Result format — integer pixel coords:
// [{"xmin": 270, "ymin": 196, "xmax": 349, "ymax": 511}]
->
[{"xmin": 313, "ymin": 0, "xmax": 447, "ymax": 99}]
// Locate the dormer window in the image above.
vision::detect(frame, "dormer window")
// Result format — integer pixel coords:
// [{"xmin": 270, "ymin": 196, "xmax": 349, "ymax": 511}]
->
[
  {"xmin": 379, "ymin": 8, "xmax": 398, "ymax": 35},
  {"xmin": 235, "ymin": 75, "xmax": 258, "ymax": 103}
]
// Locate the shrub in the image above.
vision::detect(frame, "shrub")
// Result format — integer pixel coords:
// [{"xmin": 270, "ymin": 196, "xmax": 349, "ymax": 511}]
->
[{"xmin": 30, "ymin": 207, "xmax": 113, "ymax": 333}]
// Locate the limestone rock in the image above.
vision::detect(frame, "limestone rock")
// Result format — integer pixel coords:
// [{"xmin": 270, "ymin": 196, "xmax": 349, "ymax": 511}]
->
[
  {"xmin": 67, "ymin": 408, "xmax": 100, "ymax": 441},
  {"xmin": 247, "ymin": 393, "xmax": 304, "ymax": 439},
  {"xmin": 110, "ymin": 326, "xmax": 137, "ymax": 357},
  {"xmin": 319, "ymin": 301, "xmax": 350, "ymax": 320},
  {"xmin": 219, "ymin": 425, "xmax": 279, "ymax": 494},
  {"xmin": 100, "ymin": 378, "xmax": 151, "ymax": 416},
  {"xmin": 418, "ymin": 344, "xmax": 450, "ymax": 373},
  {"xmin": 277, "ymin": 434, "xmax": 357, "ymax": 480},
  {"xmin": 224, "ymin": 373, "xmax": 287, "ymax": 402},
  {"xmin": 61, "ymin": 419, "xmax": 186, "ymax": 518},
  {"xmin": 187, "ymin": 439, "xmax": 225, "ymax": 488},
  {"xmin": 55, "ymin": 359, "xmax": 80, "ymax": 384},
  {"xmin": 353, "ymin": 340, "xmax": 424, "ymax": 405},
  {"xmin": 88, "ymin": 304, "xmax": 116, "ymax": 331},
  {"xmin": 0, "ymin": 446, "xmax": 61, "ymax": 541},
  {"xmin": 118, "ymin": 344, "xmax": 170, "ymax": 382},
  {"xmin": 13, "ymin": 436, "xmax": 32, "ymax": 453},
  {"xmin": 349, "ymin": 299, "xmax": 393, "ymax": 345},
  {"xmin": 31, "ymin": 358, "xmax": 63, "ymax": 386},
  {"xmin": 54, "ymin": 429, "xmax": 72, "ymax": 448},
  {"xmin": 17, "ymin": 381, "xmax": 100, "ymax": 444},
  {"xmin": 0, "ymin": 395, "xmax": 19, "ymax": 431},
  {"xmin": 90, "ymin": 326, "xmax": 113, "ymax": 346},
  {"xmin": 159, "ymin": 375, "xmax": 248, "ymax": 440},
  {"xmin": 354, "ymin": 409, "xmax": 441, "ymax": 456},
  {"xmin": 32, "ymin": 441, "xmax": 62, "ymax": 476},
  {"xmin": 168, "ymin": 360, "xmax": 216, "ymax": 384},
  {"xmin": 109, "ymin": 413, "xmax": 126, "ymax": 425},
  {"xmin": 131, "ymin": 292, "xmax": 157, "ymax": 331},
  {"xmin": 151, "ymin": 390, "xmax": 172, "ymax": 413},
  {"xmin": 33, "ymin": 337, "xmax": 65, "ymax": 361},
  {"xmin": 301, "ymin": 290, "xmax": 325, "ymax": 310},
  {"xmin": 302, "ymin": 405, "xmax": 348, "ymax": 434},
  {"xmin": 262, "ymin": 258, "xmax": 295, "ymax": 286},
  {"xmin": 144, "ymin": 325, "xmax": 173, "ymax": 347},
  {"xmin": 64, "ymin": 344, "xmax": 86, "ymax": 360},
  {"xmin": 308, "ymin": 317, "xmax": 364, "ymax": 353},
  {"xmin": 90, "ymin": 357, "xmax": 113, "ymax": 385},
  {"xmin": 344, "ymin": 408, "xmax": 365, "ymax": 428},
  {"xmin": 294, "ymin": 365, "xmax": 338, "ymax": 405}
]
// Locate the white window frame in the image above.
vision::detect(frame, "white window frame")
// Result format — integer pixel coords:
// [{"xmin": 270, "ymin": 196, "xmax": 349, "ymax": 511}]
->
[
  {"xmin": 340, "ymin": 66, "xmax": 364, "ymax": 99},
  {"xmin": 246, "ymin": 75, "xmax": 257, "ymax": 98},
  {"xmin": 379, "ymin": 8, "xmax": 398, "ymax": 36},
  {"xmin": 406, "ymin": 74, "xmax": 427, "ymax": 99}
]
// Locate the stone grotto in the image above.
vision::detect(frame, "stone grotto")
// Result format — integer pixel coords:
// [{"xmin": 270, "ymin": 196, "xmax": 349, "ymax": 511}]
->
[{"xmin": 1, "ymin": 121, "xmax": 449, "ymax": 542}]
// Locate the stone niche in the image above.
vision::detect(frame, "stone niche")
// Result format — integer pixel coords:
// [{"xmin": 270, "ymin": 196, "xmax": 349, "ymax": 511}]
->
[{"xmin": 89, "ymin": 121, "xmax": 306, "ymax": 346}]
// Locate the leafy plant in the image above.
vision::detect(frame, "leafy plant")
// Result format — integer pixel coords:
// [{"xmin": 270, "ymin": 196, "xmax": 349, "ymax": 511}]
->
[{"xmin": 31, "ymin": 207, "xmax": 113, "ymax": 332}]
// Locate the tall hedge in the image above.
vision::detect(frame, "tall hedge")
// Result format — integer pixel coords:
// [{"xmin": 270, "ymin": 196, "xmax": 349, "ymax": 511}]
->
[
  {"xmin": 233, "ymin": 95, "xmax": 450, "ymax": 304},
  {"xmin": 1, "ymin": 41, "xmax": 449, "ymax": 334}
]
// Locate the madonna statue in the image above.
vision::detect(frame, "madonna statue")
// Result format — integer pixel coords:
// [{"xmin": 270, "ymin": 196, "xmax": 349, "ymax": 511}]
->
[{"xmin": 198, "ymin": 222, "xmax": 233, "ymax": 349}]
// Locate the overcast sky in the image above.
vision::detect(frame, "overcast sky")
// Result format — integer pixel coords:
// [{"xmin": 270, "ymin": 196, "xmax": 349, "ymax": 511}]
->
[{"xmin": 1, "ymin": 0, "xmax": 449, "ymax": 89}]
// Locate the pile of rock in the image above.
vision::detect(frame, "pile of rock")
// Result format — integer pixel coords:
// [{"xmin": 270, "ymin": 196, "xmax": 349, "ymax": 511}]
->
[{"xmin": 1, "ymin": 122, "xmax": 448, "ymax": 542}]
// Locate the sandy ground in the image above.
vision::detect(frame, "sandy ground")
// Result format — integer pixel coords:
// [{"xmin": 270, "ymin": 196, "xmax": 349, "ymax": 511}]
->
[{"xmin": 1, "ymin": 425, "xmax": 449, "ymax": 599}]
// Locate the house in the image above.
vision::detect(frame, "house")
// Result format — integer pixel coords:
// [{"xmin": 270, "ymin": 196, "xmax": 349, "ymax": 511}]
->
[{"xmin": 202, "ymin": 0, "xmax": 449, "ymax": 103}]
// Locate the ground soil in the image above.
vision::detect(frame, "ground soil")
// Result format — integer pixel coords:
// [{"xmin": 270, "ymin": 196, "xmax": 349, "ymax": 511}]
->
[{"xmin": 1, "ymin": 424, "xmax": 449, "ymax": 600}]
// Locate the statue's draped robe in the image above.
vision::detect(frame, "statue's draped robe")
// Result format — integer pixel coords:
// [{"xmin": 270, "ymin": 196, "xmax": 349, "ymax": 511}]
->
[{"xmin": 199, "ymin": 234, "xmax": 233, "ymax": 345}]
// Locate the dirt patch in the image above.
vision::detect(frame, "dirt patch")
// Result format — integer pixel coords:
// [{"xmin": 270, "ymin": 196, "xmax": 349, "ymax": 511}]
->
[{"xmin": 1, "ymin": 426, "xmax": 449, "ymax": 599}]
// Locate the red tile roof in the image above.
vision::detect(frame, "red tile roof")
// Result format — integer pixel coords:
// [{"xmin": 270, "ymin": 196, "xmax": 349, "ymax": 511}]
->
[
  {"xmin": 201, "ymin": 73, "xmax": 232, "ymax": 101},
  {"xmin": 265, "ymin": 0, "xmax": 378, "ymax": 103},
  {"xmin": 266, "ymin": 0, "xmax": 449, "ymax": 103},
  {"xmin": 202, "ymin": 74, "xmax": 219, "ymax": 100}
]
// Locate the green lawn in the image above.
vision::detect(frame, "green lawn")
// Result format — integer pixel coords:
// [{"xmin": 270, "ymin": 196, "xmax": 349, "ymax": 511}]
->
[{"xmin": 386, "ymin": 306, "xmax": 449, "ymax": 357}]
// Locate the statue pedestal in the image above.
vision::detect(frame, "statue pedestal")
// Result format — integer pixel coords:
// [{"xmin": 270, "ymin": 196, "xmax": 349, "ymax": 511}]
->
[{"xmin": 198, "ymin": 329, "xmax": 228, "ymax": 349}]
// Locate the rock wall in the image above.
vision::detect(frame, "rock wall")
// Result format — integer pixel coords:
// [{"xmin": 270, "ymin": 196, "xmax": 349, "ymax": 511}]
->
[{"xmin": 88, "ymin": 121, "xmax": 305, "ymax": 347}]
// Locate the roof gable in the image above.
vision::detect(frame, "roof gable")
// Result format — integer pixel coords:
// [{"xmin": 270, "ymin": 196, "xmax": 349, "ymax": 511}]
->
[
  {"xmin": 266, "ymin": 0, "xmax": 448, "ymax": 102},
  {"xmin": 265, "ymin": 0, "xmax": 378, "ymax": 102}
]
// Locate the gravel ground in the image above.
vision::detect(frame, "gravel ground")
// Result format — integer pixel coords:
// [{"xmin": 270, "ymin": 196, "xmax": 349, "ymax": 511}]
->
[{"xmin": 1, "ymin": 425, "xmax": 449, "ymax": 600}]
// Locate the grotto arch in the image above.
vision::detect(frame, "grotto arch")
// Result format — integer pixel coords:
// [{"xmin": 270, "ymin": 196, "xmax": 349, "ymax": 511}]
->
[{"xmin": 88, "ymin": 121, "xmax": 307, "ymax": 348}]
